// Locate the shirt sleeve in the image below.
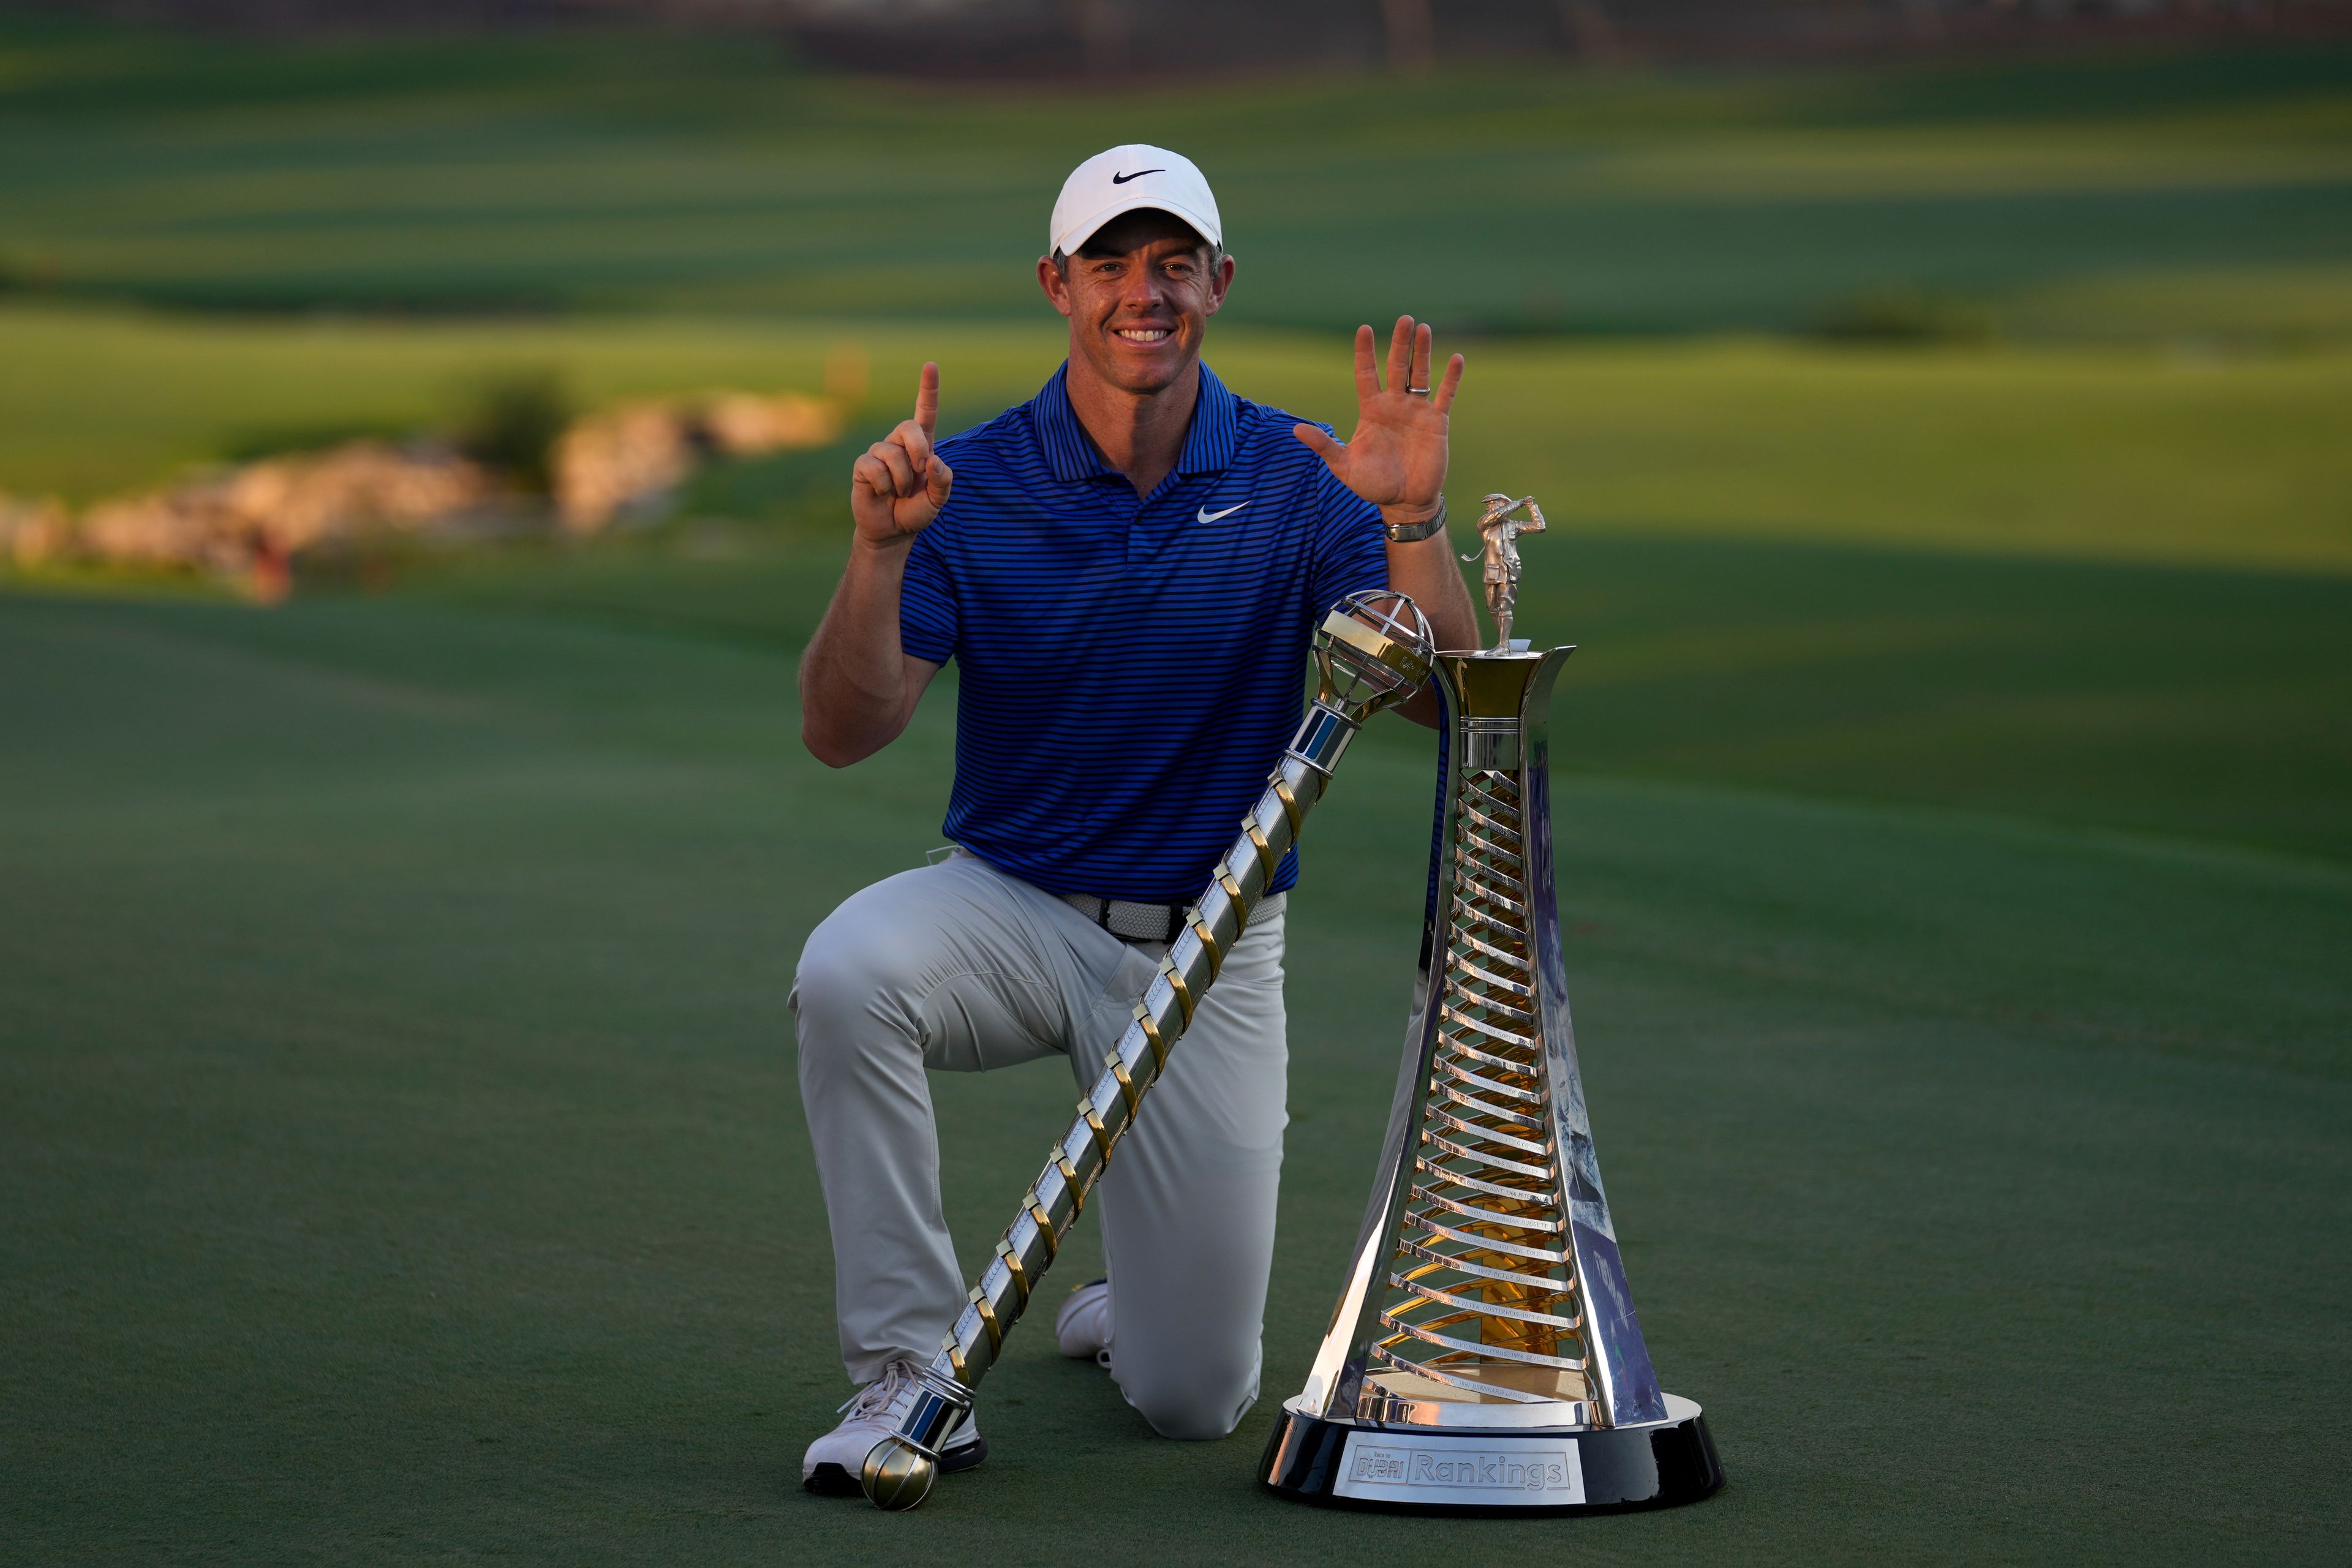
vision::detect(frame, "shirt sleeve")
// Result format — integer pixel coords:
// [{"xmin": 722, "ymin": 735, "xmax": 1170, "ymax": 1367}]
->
[
  {"xmin": 899, "ymin": 524, "xmax": 959, "ymax": 665},
  {"xmin": 1306, "ymin": 451, "xmax": 1391, "ymax": 616}
]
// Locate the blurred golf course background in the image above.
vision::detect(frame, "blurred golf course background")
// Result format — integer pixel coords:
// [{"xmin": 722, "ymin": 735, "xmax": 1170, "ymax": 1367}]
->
[{"xmin": 4, "ymin": 7, "xmax": 2349, "ymax": 1563}]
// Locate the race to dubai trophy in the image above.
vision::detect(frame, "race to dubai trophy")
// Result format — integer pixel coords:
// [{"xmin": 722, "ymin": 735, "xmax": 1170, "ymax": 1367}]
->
[
  {"xmin": 1260, "ymin": 495, "xmax": 1724, "ymax": 1514},
  {"xmin": 857, "ymin": 589, "xmax": 1438, "ymax": 1510}
]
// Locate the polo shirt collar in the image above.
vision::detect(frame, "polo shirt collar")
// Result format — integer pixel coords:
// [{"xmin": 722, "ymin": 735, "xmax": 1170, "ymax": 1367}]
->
[{"xmin": 1033, "ymin": 360, "xmax": 1239, "ymax": 485}]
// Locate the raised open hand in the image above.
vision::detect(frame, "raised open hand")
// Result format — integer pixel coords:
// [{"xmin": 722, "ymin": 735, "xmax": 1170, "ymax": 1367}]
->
[
  {"xmin": 1292, "ymin": 317, "xmax": 1464, "ymax": 517},
  {"xmin": 851, "ymin": 361, "xmax": 954, "ymax": 546}
]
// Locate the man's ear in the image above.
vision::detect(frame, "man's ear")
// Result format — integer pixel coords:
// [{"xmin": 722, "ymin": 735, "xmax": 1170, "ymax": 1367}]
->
[
  {"xmin": 1037, "ymin": 255, "xmax": 1075, "ymax": 319},
  {"xmin": 1203, "ymin": 252, "xmax": 1236, "ymax": 318}
]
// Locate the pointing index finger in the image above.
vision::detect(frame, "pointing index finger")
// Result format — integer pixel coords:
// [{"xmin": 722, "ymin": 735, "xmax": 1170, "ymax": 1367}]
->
[{"xmin": 914, "ymin": 361, "xmax": 939, "ymax": 441}]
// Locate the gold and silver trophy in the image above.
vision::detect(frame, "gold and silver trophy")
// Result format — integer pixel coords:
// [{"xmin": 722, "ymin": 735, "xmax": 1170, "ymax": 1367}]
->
[
  {"xmin": 1260, "ymin": 496, "xmax": 1724, "ymax": 1513},
  {"xmin": 856, "ymin": 589, "xmax": 1438, "ymax": 1510}
]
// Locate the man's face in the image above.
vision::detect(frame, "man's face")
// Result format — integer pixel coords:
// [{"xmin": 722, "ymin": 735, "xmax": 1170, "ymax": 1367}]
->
[{"xmin": 1039, "ymin": 209, "xmax": 1234, "ymax": 396}]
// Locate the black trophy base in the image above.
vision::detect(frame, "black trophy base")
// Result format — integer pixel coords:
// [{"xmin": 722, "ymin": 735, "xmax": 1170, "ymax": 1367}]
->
[{"xmin": 1260, "ymin": 1393, "xmax": 1723, "ymax": 1516}]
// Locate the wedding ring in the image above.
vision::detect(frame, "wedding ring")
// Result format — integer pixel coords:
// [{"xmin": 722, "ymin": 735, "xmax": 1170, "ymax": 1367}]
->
[{"xmin": 1407, "ymin": 385, "xmax": 1430, "ymax": 396}]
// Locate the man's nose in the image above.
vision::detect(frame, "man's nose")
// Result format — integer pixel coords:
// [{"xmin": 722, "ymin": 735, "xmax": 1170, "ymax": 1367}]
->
[{"xmin": 1118, "ymin": 268, "xmax": 1169, "ymax": 311}]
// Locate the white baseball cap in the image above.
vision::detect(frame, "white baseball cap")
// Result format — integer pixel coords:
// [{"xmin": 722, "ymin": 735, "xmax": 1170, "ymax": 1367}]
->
[{"xmin": 1049, "ymin": 145, "xmax": 1223, "ymax": 259}]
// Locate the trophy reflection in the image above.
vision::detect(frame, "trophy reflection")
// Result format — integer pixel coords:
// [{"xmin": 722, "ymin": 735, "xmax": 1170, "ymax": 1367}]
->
[{"xmin": 1261, "ymin": 496, "xmax": 1724, "ymax": 1514}]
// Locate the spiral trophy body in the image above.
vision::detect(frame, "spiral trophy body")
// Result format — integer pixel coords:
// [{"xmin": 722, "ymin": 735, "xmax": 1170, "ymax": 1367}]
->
[
  {"xmin": 1261, "ymin": 508, "xmax": 1722, "ymax": 1514},
  {"xmin": 858, "ymin": 591, "xmax": 1436, "ymax": 1510}
]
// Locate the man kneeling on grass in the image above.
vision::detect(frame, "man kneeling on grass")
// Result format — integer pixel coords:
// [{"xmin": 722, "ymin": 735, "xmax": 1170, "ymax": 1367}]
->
[{"xmin": 791, "ymin": 145, "xmax": 1479, "ymax": 1492}]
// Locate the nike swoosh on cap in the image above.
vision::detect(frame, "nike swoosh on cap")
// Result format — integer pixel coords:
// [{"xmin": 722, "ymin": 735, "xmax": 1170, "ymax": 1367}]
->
[
  {"xmin": 1196, "ymin": 502, "xmax": 1249, "ymax": 524},
  {"xmin": 1110, "ymin": 169, "xmax": 1164, "ymax": 184}
]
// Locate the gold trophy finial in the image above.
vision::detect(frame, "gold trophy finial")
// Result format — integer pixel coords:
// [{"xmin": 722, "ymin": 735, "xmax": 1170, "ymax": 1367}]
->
[
  {"xmin": 859, "ymin": 1430, "xmax": 937, "ymax": 1511},
  {"xmin": 1462, "ymin": 494, "xmax": 1546, "ymax": 651}
]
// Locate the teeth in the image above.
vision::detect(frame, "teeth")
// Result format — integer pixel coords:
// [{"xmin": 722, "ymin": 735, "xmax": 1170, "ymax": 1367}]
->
[{"xmin": 1116, "ymin": 329, "xmax": 1170, "ymax": 342}]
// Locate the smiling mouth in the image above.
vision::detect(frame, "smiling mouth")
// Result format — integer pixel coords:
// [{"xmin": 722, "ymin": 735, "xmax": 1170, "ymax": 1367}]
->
[{"xmin": 1114, "ymin": 327, "xmax": 1174, "ymax": 343}]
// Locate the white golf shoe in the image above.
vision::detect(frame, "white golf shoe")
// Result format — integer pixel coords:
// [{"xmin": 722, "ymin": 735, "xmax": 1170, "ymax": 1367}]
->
[
  {"xmin": 1055, "ymin": 1278, "xmax": 1112, "ymax": 1368},
  {"xmin": 801, "ymin": 1359, "xmax": 986, "ymax": 1496}
]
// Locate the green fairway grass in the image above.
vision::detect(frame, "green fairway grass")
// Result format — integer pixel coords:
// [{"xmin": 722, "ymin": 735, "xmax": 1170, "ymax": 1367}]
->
[
  {"xmin": 4, "ymin": 14, "xmax": 2350, "ymax": 336},
  {"xmin": 7, "ymin": 306, "xmax": 2351, "ymax": 575},
  {"xmin": 398, "ymin": 528, "xmax": 2352, "ymax": 864},
  {"xmin": 5, "ymin": 17, "xmax": 2349, "ymax": 1562},
  {"xmin": 3, "ymin": 586, "xmax": 2346, "ymax": 1565},
  {"xmin": 0, "ymin": 306, "xmax": 1063, "ymax": 505}
]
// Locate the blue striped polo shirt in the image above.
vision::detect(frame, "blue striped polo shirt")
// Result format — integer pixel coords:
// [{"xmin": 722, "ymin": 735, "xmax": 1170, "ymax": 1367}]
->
[{"xmin": 900, "ymin": 361, "xmax": 1388, "ymax": 903}]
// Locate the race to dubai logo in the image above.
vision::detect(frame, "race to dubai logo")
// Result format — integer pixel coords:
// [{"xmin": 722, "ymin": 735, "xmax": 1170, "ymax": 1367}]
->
[{"xmin": 1346, "ymin": 1443, "xmax": 1575, "ymax": 1493}]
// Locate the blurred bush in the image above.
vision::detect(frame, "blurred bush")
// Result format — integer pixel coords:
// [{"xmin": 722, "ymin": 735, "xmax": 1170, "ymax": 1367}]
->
[
  {"xmin": 455, "ymin": 371, "xmax": 573, "ymax": 494},
  {"xmin": 1810, "ymin": 287, "xmax": 2000, "ymax": 345}
]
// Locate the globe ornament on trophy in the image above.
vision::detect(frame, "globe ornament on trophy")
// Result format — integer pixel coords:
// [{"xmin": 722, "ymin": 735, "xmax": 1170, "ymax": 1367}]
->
[
  {"xmin": 1261, "ymin": 496, "xmax": 1724, "ymax": 1514},
  {"xmin": 857, "ymin": 589, "xmax": 1438, "ymax": 1511}
]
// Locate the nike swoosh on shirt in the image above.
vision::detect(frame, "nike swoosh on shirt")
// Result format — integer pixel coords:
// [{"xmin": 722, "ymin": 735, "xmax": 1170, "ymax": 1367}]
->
[
  {"xmin": 1196, "ymin": 502, "xmax": 1250, "ymax": 524},
  {"xmin": 1110, "ymin": 169, "xmax": 1164, "ymax": 184}
]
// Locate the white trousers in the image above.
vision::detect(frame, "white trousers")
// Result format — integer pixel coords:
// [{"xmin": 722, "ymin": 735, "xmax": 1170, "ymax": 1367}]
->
[{"xmin": 791, "ymin": 852, "xmax": 1289, "ymax": 1441}]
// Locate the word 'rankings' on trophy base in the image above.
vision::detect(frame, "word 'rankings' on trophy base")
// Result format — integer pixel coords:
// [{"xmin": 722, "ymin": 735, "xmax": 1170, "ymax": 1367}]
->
[{"xmin": 1260, "ymin": 495, "xmax": 1725, "ymax": 1517}]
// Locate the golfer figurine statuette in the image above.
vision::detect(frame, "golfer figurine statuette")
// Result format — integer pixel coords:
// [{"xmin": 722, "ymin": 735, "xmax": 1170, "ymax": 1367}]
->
[
  {"xmin": 858, "ymin": 589, "xmax": 1437, "ymax": 1511},
  {"xmin": 1261, "ymin": 500, "xmax": 1724, "ymax": 1514},
  {"xmin": 1466, "ymin": 493, "xmax": 1544, "ymax": 651}
]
